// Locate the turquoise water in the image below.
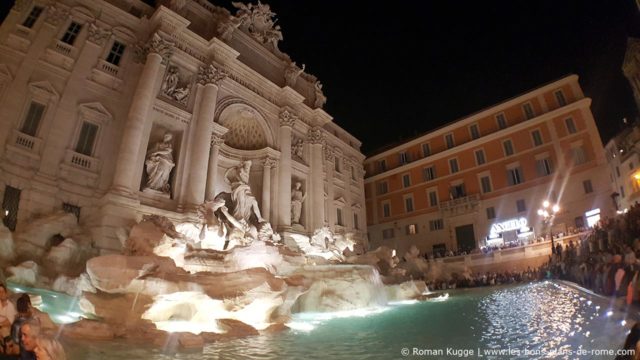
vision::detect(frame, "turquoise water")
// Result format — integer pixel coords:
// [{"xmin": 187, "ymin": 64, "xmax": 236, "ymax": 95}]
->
[
  {"xmin": 60, "ymin": 281, "xmax": 634, "ymax": 359},
  {"xmin": 7, "ymin": 281, "xmax": 88, "ymax": 324}
]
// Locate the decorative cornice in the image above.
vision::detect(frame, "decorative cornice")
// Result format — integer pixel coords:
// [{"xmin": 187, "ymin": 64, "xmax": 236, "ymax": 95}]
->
[
  {"xmin": 279, "ymin": 108, "xmax": 297, "ymax": 127},
  {"xmin": 263, "ymin": 157, "xmax": 277, "ymax": 168},
  {"xmin": 211, "ymin": 134, "xmax": 225, "ymax": 147},
  {"xmin": 198, "ymin": 63, "xmax": 228, "ymax": 85},
  {"xmin": 307, "ymin": 126, "xmax": 325, "ymax": 145}
]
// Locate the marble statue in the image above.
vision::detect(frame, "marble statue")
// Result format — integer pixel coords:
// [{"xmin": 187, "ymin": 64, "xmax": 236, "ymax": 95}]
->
[
  {"xmin": 161, "ymin": 66, "xmax": 190, "ymax": 105},
  {"xmin": 290, "ymin": 181, "xmax": 306, "ymax": 224},
  {"xmin": 232, "ymin": 1, "xmax": 283, "ymax": 50},
  {"xmin": 224, "ymin": 160, "xmax": 265, "ymax": 224},
  {"xmin": 314, "ymin": 81, "xmax": 327, "ymax": 109},
  {"xmin": 284, "ymin": 62, "xmax": 305, "ymax": 87},
  {"xmin": 291, "ymin": 138, "xmax": 303, "ymax": 159},
  {"xmin": 144, "ymin": 132, "xmax": 175, "ymax": 194}
]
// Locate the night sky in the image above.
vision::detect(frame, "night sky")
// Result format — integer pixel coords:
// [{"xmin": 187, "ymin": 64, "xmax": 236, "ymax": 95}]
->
[{"xmin": 2, "ymin": 0, "xmax": 639, "ymax": 155}]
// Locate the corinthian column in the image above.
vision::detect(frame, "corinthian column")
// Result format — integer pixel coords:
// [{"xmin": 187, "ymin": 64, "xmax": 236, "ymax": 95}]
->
[
  {"xmin": 111, "ymin": 33, "xmax": 173, "ymax": 195},
  {"xmin": 205, "ymin": 135, "xmax": 225, "ymax": 200},
  {"xmin": 277, "ymin": 109, "xmax": 296, "ymax": 229},
  {"xmin": 185, "ymin": 64, "xmax": 227, "ymax": 208},
  {"xmin": 308, "ymin": 126, "xmax": 326, "ymax": 231},
  {"xmin": 262, "ymin": 157, "xmax": 277, "ymax": 222}
]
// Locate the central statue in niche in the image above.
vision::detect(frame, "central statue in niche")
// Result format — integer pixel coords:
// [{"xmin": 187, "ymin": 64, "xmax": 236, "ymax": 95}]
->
[{"xmin": 223, "ymin": 160, "xmax": 265, "ymax": 223}]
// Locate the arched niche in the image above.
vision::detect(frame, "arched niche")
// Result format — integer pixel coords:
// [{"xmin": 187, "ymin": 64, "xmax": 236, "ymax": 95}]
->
[{"xmin": 216, "ymin": 102, "xmax": 273, "ymax": 150}]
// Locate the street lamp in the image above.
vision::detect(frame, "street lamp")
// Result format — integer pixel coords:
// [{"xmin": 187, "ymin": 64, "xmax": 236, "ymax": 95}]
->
[{"xmin": 537, "ymin": 200, "xmax": 560, "ymax": 253}]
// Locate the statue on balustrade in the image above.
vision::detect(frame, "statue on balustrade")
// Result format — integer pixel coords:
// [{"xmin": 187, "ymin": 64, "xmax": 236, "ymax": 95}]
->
[
  {"xmin": 291, "ymin": 181, "xmax": 306, "ymax": 225},
  {"xmin": 143, "ymin": 132, "xmax": 175, "ymax": 194}
]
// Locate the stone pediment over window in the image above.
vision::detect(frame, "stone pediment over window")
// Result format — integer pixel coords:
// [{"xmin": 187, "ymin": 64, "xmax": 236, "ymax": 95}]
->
[
  {"xmin": 217, "ymin": 102, "xmax": 271, "ymax": 150},
  {"xmin": 28, "ymin": 81, "xmax": 59, "ymax": 101},
  {"xmin": 351, "ymin": 203, "xmax": 362, "ymax": 210},
  {"xmin": 333, "ymin": 196, "xmax": 347, "ymax": 206},
  {"xmin": 78, "ymin": 102, "xmax": 112, "ymax": 126}
]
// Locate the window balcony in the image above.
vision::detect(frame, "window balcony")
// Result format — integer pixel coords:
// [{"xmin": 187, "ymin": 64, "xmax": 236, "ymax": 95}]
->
[
  {"xmin": 439, "ymin": 193, "xmax": 480, "ymax": 216},
  {"xmin": 9, "ymin": 129, "xmax": 42, "ymax": 154},
  {"xmin": 64, "ymin": 149, "xmax": 100, "ymax": 173}
]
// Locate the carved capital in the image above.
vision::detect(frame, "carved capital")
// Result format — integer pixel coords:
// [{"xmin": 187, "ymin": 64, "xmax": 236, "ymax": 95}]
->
[
  {"xmin": 263, "ymin": 157, "xmax": 277, "ymax": 168},
  {"xmin": 307, "ymin": 126, "xmax": 325, "ymax": 145},
  {"xmin": 87, "ymin": 23, "xmax": 112, "ymax": 46},
  {"xmin": 45, "ymin": 4, "xmax": 69, "ymax": 27},
  {"xmin": 279, "ymin": 109, "xmax": 297, "ymax": 128},
  {"xmin": 198, "ymin": 64, "xmax": 228, "ymax": 86},
  {"xmin": 210, "ymin": 134, "xmax": 225, "ymax": 147},
  {"xmin": 324, "ymin": 147, "xmax": 335, "ymax": 162},
  {"xmin": 148, "ymin": 33, "xmax": 174, "ymax": 61}
]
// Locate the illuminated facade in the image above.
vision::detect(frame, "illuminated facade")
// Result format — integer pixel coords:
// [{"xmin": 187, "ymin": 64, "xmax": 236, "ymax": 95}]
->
[
  {"xmin": 604, "ymin": 125, "xmax": 640, "ymax": 211},
  {"xmin": 364, "ymin": 75, "xmax": 611, "ymax": 256},
  {"xmin": 0, "ymin": 0, "xmax": 366, "ymax": 252}
]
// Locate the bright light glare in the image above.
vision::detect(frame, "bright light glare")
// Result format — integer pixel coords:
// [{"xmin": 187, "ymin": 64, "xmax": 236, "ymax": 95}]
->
[
  {"xmin": 543, "ymin": 200, "xmax": 550, "ymax": 208},
  {"xmin": 537, "ymin": 209, "xmax": 544, "ymax": 216},
  {"xmin": 606, "ymin": 310, "xmax": 613, "ymax": 317},
  {"xmin": 552, "ymin": 205, "xmax": 560, "ymax": 213},
  {"xmin": 622, "ymin": 320, "xmax": 627, "ymax": 326},
  {"xmin": 285, "ymin": 321, "xmax": 315, "ymax": 332}
]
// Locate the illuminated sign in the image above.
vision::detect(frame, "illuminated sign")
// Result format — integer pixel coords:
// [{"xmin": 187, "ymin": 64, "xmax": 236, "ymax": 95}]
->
[
  {"xmin": 490, "ymin": 217, "xmax": 528, "ymax": 235},
  {"xmin": 585, "ymin": 208, "xmax": 600, "ymax": 217}
]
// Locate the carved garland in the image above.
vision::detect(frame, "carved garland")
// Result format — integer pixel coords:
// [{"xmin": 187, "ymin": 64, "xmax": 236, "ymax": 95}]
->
[
  {"xmin": 210, "ymin": 134, "xmax": 225, "ymax": 147},
  {"xmin": 87, "ymin": 23, "xmax": 112, "ymax": 46},
  {"xmin": 263, "ymin": 157, "xmax": 277, "ymax": 168},
  {"xmin": 45, "ymin": 5, "xmax": 70, "ymax": 26},
  {"xmin": 134, "ymin": 33, "xmax": 174, "ymax": 64}
]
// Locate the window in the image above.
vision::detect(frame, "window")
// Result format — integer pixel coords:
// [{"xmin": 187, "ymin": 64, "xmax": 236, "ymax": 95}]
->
[
  {"xmin": 496, "ymin": 113, "xmax": 507, "ymax": 129},
  {"xmin": 516, "ymin": 199, "xmax": 526, "ymax": 212},
  {"xmin": 450, "ymin": 183, "xmax": 466, "ymax": 199},
  {"xmin": 428, "ymin": 190, "xmax": 438, "ymax": 207},
  {"xmin": 20, "ymin": 102, "xmax": 45, "ymax": 137},
  {"xmin": 2, "ymin": 186, "xmax": 21, "ymax": 232},
  {"xmin": 382, "ymin": 203, "xmax": 391, "ymax": 217},
  {"xmin": 377, "ymin": 160, "xmax": 386, "ymax": 172},
  {"xmin": 630, "ymin": 162, "xmax": 635, "ymax": 171},
  {"xmin": 404, "ymin": 196, "xmax": 414, "ymax": 212},
  {"xmin": 74, "ymin": 121, "xmax": 99, "ymax": 156},
  {"xmin": 423, "ymin": 166, "xmax": 436, "ymax": 181},
  {"xmin": 554, "ymin": 90, "xmax": 567, "ymax": 106},
  {"xmin": 334, "ymin": 158, "xmax": 341, "ymax": 173},
  {"xmin": 449, "ymin": 158, "xmax": 459, "ymax": 174},
  {"xmin": 571, "ymin": 146, "xmax": 587, "ymax": 165},
  {"xmin": 377, "ymin": 181, "xmax": 388, "ymax": 195},
  {"xmin": 616, "ymin": 166, "xmax": 621, "ymax": 178},
  {"xmin": 336, "ymin": 208, "xmax": 343, "ymax": 226},
  {"xmin": 406, "ymin": 224, "xmax": 418, "ymax": 235},
  {"xmin": 62, "ymin": 203, "xmax": 81, "ymax": 222},
  {"xmin": 351, "ymin": 166, "xmax": 356, "ymax": 180},
  {"xmin": 469, "ymin": 124, "xmax": 480, "ymax": 140},
  {"xmin": 583, "ymin": 180, "xmax": 593, "ymax": 194},
  {"xmin": 486, "ymin": 207, "xmax": 496, "ymax": 220},
  {"xmin": 445, "ymin": 133, "xmax": 455, "ymax": 149},
  {"xmin": 565, "ymin": 118, "xmax": 577, "ymax": 134},
  {"xmin": 429, "ymin": 219, "xmax": 444, "ymax": 231},
  {"xmin": 503, "ymin": 139, "xmax": 514, "ymax": 156},
  {"xmin": 106, "ymin": 41, "xmax": 126, "ymax": 66},
  {"xmin": 621, "ymin": 186, "xmax": 626, "ymax": 198},
  {"xmin": 536, "ymin": 158, "xmax": 553, "ymax": 176},
  {"xmin": 402, "ymin": 174, "xmax": 411, "ymax": 188},
  {"xmin": 399, "ymin": 152, "xmax": 408, "ymax": 165},
  {"xmin": 22, "ymin": 6, "xmax": 43, "ymax": 28},
  {"xmin": 507, "ymin": 167, "xmax": 524, "ymax": 185},
  {"xmin": 480, "ymin": 176, "xmax": 492, "ymax": 193},
  {"xmin": 61, "ymin": 21, "xmax": 82, "ymax": 45},
  {"xmin": 382, "ymin": 228, "xmax": 395, "ymax": 239},
  {"xmin": 422, "ymin": 143, "xmax": 431, "ymax": 157},
  {"xmin": 523, "ymin": 102, "xmax": 535, "ymax": 119},
  {"xmin": 475, "ymin": 149, "xmax": 486, "ymax": 165},
  {"xmin": 353, "ymin": 213, "xmax": 359, "ymax": 230},
  {"xmin": 531, "ymin": 130, "xmax": 543, "ymax": 146}
]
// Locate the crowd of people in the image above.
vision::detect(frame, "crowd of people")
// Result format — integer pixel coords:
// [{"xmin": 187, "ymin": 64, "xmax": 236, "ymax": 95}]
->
[{"xmin": 0, "ymin": 284, "xmax": 65, "ymax": 360}]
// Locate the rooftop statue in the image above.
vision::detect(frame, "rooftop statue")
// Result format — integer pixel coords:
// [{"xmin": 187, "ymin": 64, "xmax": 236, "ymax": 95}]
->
[
  {"xmin": 232, "ymin": 1, "xmax": 283, "ymax": 50},
  {"xmin": 284, "ymin": 62, "xmax": 305, "ymax": 87},
  {"xmin": 314, "ymin": 81, "xmax": 327, "ymax": 109}
]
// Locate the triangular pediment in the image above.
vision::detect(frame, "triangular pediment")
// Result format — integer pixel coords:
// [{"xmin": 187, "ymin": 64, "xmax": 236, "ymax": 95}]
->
[
  {"xmin": 0, "ymin": 64, "xmax": 12, "ymax": 81},
  {"xmin": 334, "ymin": 196, "xmax": 347, "ymax": 205},
  {"xmin": 28, "ymin": 81, "xmax": 59, "ymax": 100},
  {"xmin": 79, "ymin": 102, "xmax": 112, "ymax": 124}
]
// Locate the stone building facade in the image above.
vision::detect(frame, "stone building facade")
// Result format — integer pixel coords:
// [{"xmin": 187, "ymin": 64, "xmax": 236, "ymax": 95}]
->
[
  {"xmin": 0, "ymin": 0, "xmax": 367, "ymax": 252},
  {"xmin": 364, "ymin": 75, "xmax": 611, "ymax": 257}
]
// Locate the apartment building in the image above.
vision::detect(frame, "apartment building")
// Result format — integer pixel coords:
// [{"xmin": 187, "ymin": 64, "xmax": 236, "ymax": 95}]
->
[{"xmin": 364, "ymin": 75, "xmax": 611, "ymax": 257}]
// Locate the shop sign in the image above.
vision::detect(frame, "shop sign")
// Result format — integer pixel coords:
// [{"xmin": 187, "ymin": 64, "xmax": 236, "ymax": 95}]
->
[{"xmin": 490, "ymin": 217, "xmax": 528, "ymax": 235}]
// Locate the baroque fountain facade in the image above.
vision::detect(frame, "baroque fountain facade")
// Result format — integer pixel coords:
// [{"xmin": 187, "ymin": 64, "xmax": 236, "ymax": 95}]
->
[{"xmin": 0, "ymin": 0, "xmax": 434, "ymax": 349}]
